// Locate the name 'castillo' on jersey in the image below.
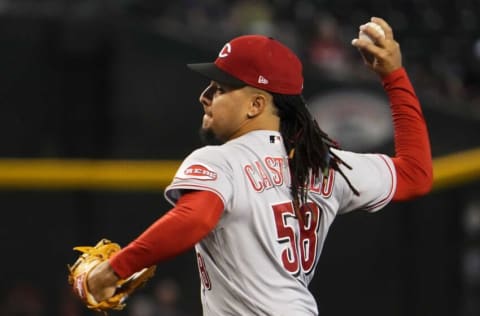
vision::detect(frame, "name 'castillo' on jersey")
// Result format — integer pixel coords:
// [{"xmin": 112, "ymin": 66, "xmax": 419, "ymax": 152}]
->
[{"xmin": 165, "ymin": 130, "xmax": 396, "ymax": 316}]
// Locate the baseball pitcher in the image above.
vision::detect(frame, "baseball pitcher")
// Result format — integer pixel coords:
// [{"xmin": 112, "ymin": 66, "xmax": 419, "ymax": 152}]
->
[{"xmin": 69, "ymin": 17, "xmax": 432, "ymax": 315}]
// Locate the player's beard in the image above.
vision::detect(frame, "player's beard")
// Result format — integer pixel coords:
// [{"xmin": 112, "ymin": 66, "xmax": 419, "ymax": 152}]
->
[{"xmin": 199, "ymin": 127, "xmax": 222, "ymax": 145}]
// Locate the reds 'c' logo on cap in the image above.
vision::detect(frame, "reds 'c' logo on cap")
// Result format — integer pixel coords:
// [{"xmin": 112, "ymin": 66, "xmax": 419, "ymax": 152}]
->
[
  {"xmin": 218, "ymin": 43, "xmax": 231, "ymax": 58},
  {"xmin": 183, "ymin": 164, "xmax": 218, "ymax": 181}
]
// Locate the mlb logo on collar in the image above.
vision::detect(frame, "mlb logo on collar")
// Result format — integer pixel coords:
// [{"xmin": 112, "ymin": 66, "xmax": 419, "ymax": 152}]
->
[{"xmin": 269, "ymin": 135, "xmax": 281, "ymax": 143}]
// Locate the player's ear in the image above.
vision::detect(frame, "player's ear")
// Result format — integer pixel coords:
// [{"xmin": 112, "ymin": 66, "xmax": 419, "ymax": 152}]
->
[{"xmin": 246, "ymin": 92, "xmax": 270, "ymax": 118}]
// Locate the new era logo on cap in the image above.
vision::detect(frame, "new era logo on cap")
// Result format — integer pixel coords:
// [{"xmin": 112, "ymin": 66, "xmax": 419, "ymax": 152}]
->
[
  {"xmin": 258, "ymin": 75, "xmax": 269, "ymax": 84},
  {"xmin": 187, "ymin": 35, "xmax": 303, "ymax": 95}
]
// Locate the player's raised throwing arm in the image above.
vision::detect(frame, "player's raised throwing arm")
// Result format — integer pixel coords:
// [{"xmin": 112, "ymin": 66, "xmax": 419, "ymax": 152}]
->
[{"xmin": 351, "ymin": 17, "xmax": 433, "ymax": 200}]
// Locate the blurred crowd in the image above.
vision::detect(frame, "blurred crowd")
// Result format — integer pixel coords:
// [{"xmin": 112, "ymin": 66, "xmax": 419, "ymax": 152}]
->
[
  {"xmin": 152, "ymin": 0, "xmax": 480, "ymax": 117},
  {"xmin": 0, "ymin": 0, "xmax": 477, "ymax": 124},
  {"xmin": 0, "ymin": 0, "xmax": 478, "ymax": 118}
]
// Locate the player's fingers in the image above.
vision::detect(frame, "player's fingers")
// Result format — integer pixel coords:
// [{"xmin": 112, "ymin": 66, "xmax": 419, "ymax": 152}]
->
[
  {"xmin": 351, "ymin": 37, "xmax": 383, "ymax": 55},
  {"xmin": 351, "ymin": 37, "xmax": 389, "ymax": 67},
  {"xmin": 359, "ymin": 23, "xmax": 385, "ymax": 46},
  {"xmin": 351, "ymin": 39, "xmax": 378, "ymax": 66},
  {"xmin": 353, "ymin": 36, "xmax": 400, "ymax": 63},
  {"xmin": 370, "ymin": 17, "xmax": 393, "ymax": 40}
]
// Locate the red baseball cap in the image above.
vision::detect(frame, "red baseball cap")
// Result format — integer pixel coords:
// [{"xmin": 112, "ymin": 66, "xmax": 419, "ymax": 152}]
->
[{"xmin": 188, "ymin": 35, "xmax": 303, "ymax": 95}]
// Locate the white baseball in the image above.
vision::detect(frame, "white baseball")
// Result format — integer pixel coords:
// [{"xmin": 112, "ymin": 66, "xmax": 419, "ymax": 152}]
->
[{"xmin": 358, "ymin": 22, "xmax": 385, "ymax": 44}]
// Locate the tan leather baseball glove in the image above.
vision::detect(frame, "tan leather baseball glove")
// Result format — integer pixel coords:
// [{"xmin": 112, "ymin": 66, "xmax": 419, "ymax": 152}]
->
[{"xmin": 68, "ymin": 238, "xmax": 156, "ymax": 313}]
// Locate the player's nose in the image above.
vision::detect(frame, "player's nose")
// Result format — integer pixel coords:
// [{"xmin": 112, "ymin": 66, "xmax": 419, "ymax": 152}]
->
[{"xmin": 199, "ymin": 83, "xmax": 214, "ymax": 108}]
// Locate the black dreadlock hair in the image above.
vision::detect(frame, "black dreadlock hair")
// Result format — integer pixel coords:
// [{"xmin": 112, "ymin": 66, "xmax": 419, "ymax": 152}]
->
[{"xmin": 272, "ymin": 93, "xmax": 359, "ymax": 215}]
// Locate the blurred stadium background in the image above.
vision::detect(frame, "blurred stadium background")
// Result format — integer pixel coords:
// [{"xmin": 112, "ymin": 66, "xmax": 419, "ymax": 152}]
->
[{"xmin": 0, "ymin": 0, "xmax": 479, "ymax": 315}]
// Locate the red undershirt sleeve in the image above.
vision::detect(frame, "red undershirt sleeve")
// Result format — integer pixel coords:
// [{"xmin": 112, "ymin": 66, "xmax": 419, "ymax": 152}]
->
[
  {"xmin": 109, "ymin": 190, "xmax": 224, "ymax": 278},
  {"xmin": 382, "ymin": 67, "xmax": 433, "ymax": 201}
]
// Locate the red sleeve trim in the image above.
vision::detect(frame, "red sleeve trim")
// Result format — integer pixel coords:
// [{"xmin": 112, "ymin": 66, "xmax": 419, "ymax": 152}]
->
[
  {"xmin": 382, "ymin": 68, "xmax": 433, "ymax": 200},
  {"xmin": 109, "ymin": 190, "xmax": 224, "ymax": 278},
  {"xmin": 167, "ymin": 183, "xmax": 226, "ymax": 206}
]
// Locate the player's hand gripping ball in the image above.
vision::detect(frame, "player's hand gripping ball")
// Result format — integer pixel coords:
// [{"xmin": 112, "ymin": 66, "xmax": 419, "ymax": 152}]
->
[
  {"xmin": 68, "ymin": 239, "xmax": 156, "ymax": 313},
  {"xmin": 357, "ymin": 22, "xmax": 386, "ymax": 64},
  {"xmin": 359, "ymin": 22, "xmax": 385, "ymax": 44}
]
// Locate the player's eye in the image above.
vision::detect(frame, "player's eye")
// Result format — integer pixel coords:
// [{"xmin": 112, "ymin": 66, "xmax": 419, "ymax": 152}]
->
[{"xmin": 215, "ymin": 86, "xmax": 225, "ymax": 94}]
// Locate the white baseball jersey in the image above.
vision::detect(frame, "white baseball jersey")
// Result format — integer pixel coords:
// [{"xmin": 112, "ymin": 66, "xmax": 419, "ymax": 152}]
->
[{"xmin": 165, "ymin": 130, "xmax": 396, "ymax": 316}]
